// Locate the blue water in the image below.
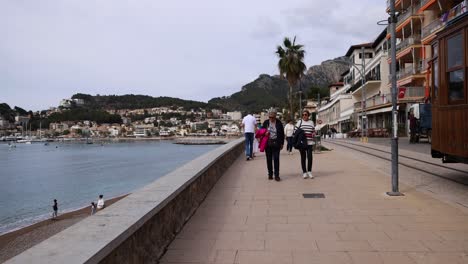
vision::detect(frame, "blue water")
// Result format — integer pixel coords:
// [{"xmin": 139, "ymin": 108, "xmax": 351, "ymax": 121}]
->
[{"xmin": 0, "ymin": 141, "xmax": 218, "ymax": 234}]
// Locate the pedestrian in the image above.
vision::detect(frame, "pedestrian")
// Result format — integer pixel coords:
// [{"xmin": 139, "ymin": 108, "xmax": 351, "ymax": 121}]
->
[
  {"xmin": 97, "ymin": 194, "xmax": 105, "ymax": 210},
  {"xmin": 262, "ymin": 109, "xmax": 284, "ymax": 181},
  {"xmin": 52, "ymin": 199, "xmax": 58, "ymax": 219},
  {"xmin": 295, "ymin": 110, "xmax": 316, "ymax": 179},
  {"xmin": 241, "ymin": 112, "xmax": 257, "ymax": 160},
  {"xmin": 91, "ymin": 202, "xmax": 97, "ymax": 215},
  {"xmin": 284, "ymin": 120, "xmax": 295, "ymax": 154}
]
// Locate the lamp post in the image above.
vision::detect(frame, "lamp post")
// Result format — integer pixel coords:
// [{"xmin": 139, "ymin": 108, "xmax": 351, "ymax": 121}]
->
[{"xmin": 387, "ymin": 0, "xmax": 403, "ymax": 196}]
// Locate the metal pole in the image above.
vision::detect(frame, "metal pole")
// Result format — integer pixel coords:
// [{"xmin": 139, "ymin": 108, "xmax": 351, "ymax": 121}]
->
[
  {"xmin": 387, "ymin": 0, "xmax": 403, "ymax": 196},
  {"xmin": 299, "ymin": 80, "xmax": 303, "ymax": 115},
  {"xmin": 361, "ymin": 47, "xmax": 366, "ymax": 142}
]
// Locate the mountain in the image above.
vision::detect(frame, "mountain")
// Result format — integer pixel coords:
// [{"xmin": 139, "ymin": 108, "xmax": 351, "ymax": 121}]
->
[
  {"xmin": 71, "ymin": 94, "xmax": 220, "ymax": 111},
  {"xmin": 208, "ymin": 57, "xmax": 349, "ymax": 112}
]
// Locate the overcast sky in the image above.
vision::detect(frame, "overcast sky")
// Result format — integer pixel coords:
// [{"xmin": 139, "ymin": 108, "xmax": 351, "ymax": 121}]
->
[{"xmin": 1, "ymin": 0, "xmax": 387, "ymax": 111}]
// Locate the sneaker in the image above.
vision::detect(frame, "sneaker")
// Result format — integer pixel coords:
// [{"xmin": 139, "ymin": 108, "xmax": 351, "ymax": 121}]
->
[
  {"xmin": 246, "ymin": 157, "xmax": 250, "ymax": 161},
  {"xmin": 303, "ymin": 173, "xmax": 308, "ymax": 179},
  {"xmin": 307, "ymin": 172, "xmax": 314, "ymax": 179}
]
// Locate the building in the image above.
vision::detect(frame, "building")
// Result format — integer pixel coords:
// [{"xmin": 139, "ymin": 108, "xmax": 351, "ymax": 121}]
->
[
  {"xmin": 133, "ymin": 125, "xmax": 154, "ymax": 137},
  {"xmin": 49, "ymin": 123, "xmax": 69, "ymax": 132},
  {"xmin": 226, "ymin": 111, "xmax": 242, "ymax": 120},
  {"xmin": 60, "ymin": 99, "xmax": 73, "ymax": 108}
]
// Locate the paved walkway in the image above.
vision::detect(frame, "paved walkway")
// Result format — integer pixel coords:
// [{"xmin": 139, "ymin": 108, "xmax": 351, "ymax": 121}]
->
[{"xmin": 160, "ymin": 147, "xmax": 468, "ymax": 264}]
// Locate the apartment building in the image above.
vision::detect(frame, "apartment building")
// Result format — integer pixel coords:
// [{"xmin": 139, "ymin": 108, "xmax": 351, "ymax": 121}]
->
[{"xmin": 316, "ymin": 83, "xmax": 354, "ymax": 133}]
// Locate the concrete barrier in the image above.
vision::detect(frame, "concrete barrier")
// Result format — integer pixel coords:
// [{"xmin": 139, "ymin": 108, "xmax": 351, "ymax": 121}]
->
[{"xmin": 7, "ymin": 138, "xmax": 244, "ymax": 264}]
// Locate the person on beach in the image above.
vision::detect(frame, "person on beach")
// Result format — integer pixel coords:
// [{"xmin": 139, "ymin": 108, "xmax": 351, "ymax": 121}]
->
[
  {"xmin": 52, "ymin": 199, "xmax": 58, "ymax": 219},
  {"xmin": 97, "ymin": 195, "xmax": 105, "ymax": 210},
  {"xmin": 295, "ymin": 110, "xmax": 315, "ymax": 179},
  {"xmin": 262, "ymin": 109, "xmax": 284, "ymax": 181},
  {"xmin": 91, "ymin": 202, "xmax": 97, "ymax": 215},
  {"xmin": 241, "ymin": 112, "xmax": 257, "ymax": 161},
  {"xmin": 284, "ymin": 120, "xmax": 294, "ymax": 155}
]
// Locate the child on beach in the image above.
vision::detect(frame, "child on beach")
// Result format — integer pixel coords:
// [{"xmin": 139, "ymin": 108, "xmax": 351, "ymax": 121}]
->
[
  {"xmin": 91, "ymin": 202, "xmax": 97, "ymax": 215},
  {"xmin": 52, "ymin": 199, "xmax": 58, "ymax": 219}
]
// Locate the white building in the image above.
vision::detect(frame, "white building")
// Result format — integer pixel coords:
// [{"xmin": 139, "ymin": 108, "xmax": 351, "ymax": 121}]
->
[{"xmin": 226, "ymin": 111, "xmax": 242, "ymax": 120}]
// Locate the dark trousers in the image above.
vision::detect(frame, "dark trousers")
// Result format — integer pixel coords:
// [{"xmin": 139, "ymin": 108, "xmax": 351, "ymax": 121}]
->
[
  {"xmin": 300, "ymin": 145, "xmax": 313, "ymax": 173},
  {"xmin": 244, "ymin": 133, "xmax": 254, "ymax": 157},
  {"xmin": 286, "ymin": 137, "xmax": 293, "ymax": 152},
  {"xmin": 265, "ymin": 146, "xmax": 280, "ymax": 177}
]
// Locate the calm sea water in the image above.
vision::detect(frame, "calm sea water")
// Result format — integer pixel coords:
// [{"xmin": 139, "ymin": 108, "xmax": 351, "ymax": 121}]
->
[{"xmin": 0, "ymin": 140, "xmax": 218, "ymax": 234}]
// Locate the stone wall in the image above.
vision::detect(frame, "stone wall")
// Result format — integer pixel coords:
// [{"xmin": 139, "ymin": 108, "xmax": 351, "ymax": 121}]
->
[{"xmin": 6, "ymin": 138, "xmax": 244, "ymax": 264}]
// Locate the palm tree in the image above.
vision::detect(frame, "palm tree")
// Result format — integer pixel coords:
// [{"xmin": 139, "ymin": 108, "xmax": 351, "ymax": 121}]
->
[{"xmin": 276, "ymin": 37, "xmax": 306, "ymax": 119}]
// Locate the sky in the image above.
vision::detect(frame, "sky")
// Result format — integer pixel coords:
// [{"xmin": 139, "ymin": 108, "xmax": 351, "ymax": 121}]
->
[{"xmin": 1, "ymin": 0, "xmax": 387, "ymax": 111}]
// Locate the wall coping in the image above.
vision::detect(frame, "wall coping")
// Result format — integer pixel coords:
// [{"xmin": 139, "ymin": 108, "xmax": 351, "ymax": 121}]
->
[{"xmin": 6, "ymin": 138, "xmax": 244, "ymax": 264}]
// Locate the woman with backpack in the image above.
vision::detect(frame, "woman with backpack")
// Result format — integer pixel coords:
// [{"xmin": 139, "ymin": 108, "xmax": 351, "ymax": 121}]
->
[{"xmin": 295, "ymin": 110, "xmax": 315, "ymax": 179}]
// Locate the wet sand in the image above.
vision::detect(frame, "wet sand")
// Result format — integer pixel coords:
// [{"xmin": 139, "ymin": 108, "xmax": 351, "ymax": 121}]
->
[{"xmin": 0, "ymin": 194, "xmax": 128, "ymax": 263}]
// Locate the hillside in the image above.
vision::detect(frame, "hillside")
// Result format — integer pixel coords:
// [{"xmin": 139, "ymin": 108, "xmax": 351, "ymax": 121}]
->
[
  {"xmin": 209, "ymin": 57, "xmax": 349, "ymax": 112},
  {"xmin": 71, "ymin": 94, "xmax": 220, "ymax": 111}
]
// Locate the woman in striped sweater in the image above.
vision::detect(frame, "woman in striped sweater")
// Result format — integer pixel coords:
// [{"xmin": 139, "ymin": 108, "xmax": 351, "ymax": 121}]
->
[{"xmin": 295, "ymin": 110, "xmax": 315, "ymax": 179}]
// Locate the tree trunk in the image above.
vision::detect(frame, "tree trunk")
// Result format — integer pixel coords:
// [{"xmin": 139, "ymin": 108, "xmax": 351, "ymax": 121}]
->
[{"xmin": 288, "ymin": 83, "xmax": 293, "ymax": 120}]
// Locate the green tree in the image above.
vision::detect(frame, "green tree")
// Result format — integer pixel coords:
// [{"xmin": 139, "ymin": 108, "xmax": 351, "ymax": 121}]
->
[
  {"xmin": 63, "ymin": 130, "xmax": 70, "ymax": 135},
  {"xmin": 276, "ymin": 37, "xmax": 306, "ymax": 119}
]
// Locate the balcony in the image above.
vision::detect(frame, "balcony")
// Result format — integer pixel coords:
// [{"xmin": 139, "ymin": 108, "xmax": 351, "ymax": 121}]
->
[
  {"xmin": 397, "ymin": 64, "xmax": 422, "ymax": 80},
  {"xmin": 400, "ymin": 86, "xmax": 425, "ymax": 99},
  {"xmin": 397, "ymin": 5, "xmax": 418, "ymax": 27},
  {"xmin": 396, "ymin": 35, "xmax": 421, "ymax": 53},
  {"xmin": 422, "ymin": 18, "xmax": 444, "ymax": 39},
  {"xmin": 419, "ymin": 0, "xmax": 434, "ymax": 10},
  {"xmin": 355, "ymin": 93, "xmax": 393, "ymax": 111},
  {"xmin": 447, "ymin": 0, "xmax": 468, "ymax": 24}
]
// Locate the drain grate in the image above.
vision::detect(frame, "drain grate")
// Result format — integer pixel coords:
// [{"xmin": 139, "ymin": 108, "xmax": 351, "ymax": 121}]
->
[{"xmin": 303, "ymin": 193, "xmax": 325, "ymax": 198}]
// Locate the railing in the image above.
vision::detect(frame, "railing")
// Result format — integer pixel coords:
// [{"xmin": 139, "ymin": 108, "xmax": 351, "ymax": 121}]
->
[
  {"xmin": 422, "ymin": 18, "xmax": 444, "ymax": 38},
  {"xmin": 397, "ymin": 5, "xmax": 418, "ymax": 26},
  {"xmin": 402, "ymin": 86, "xmax": 425, "ymax": 98},
  {"xmin": 396, "ymin": 35, "xmax": 421, "ymax": 51},
  {"xmin": 355, "ymin": 93, "xmax": 393, "ymax": 111},
  {"xmin": 420, "ymin": 0, "xmax": 431, "ymax": 9},
  {"xmin": 420, "ymin": 58, "xmax": 432, "ymax": 72},
  {"xmin": 447, "ymin": 0, "xmax": 468, "ymax": 23},
  {"xmin": 397, "ymin": 64, "xmax": 422, "ymax": 80}
]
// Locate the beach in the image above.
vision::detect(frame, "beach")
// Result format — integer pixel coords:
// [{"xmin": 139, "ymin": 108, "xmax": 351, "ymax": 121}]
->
[{"xmin": 0, "ymin": 195, "xmax": 127, "ymax": 263}]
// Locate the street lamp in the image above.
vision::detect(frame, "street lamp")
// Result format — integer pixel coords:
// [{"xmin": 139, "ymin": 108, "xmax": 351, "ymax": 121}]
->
[{"xmin": 386, "ymin": 0, "xmax": 403, "ymax": 196}]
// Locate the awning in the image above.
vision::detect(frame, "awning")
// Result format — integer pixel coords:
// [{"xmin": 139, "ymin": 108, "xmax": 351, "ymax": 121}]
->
[
  {"xmin": 358, "ymin": 106, "xmax": 393, "ymax": 116},
  {"xmin": 337, "ymin": 115, "xmax": 351, "ymax": 122}
]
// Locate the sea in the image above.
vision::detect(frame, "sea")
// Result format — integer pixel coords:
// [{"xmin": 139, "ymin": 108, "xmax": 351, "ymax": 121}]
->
[{"xmin": 0, "ymin": 140, "xmax": 219, "ymax": 235}]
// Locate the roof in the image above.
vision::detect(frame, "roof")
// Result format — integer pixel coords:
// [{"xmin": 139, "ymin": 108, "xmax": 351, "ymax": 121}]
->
[
  {"xmin": 345, "ymin": 43, "xmax": 373, "ymax": 57},
  {"xmin": 372, "ymin": 29, "xmax": 388, "ymax": 48}
]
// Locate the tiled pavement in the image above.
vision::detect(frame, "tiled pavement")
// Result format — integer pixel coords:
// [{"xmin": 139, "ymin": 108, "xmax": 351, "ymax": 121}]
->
[{"xmin": 160, "ymin": 148, "xmax": 468, "ymax": 264}]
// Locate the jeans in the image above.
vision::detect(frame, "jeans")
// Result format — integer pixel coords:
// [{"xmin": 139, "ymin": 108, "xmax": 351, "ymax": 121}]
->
[
  {"xmin": 286, "ymin": 137, "xmax": 293, "ymax": 152},
  {"xmin": 244, "ymin": 133, "xmax": 254, "ymax": 157},
  {"xmin": 300, "ymin": 145, "xmax": 313, "ymax": 173},
  {"xmin": 265, "ymin": 146, "xmax": 280, "ymax": 177}
]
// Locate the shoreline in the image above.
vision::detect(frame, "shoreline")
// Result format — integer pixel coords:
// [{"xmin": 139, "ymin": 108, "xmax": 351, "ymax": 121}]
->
[{"xmin": 0, "ymin": 194, "xmax": 128, "ymax": 262}]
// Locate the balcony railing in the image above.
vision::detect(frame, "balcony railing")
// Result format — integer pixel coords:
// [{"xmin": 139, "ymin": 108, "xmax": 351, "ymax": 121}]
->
[
  {"xmin": 355, "ymin": 93, "xmax": 393, "ymax": 111},
  {"xmin": 420, "ymin": 0, "xmax": 431, "ymax": 9},
  {"xmin": 397, "ymin": 64, "xmax": 422, "ymax": 80},
  {"xmin": 401, "ymin": 86, "xmax": 425, "ymax": 98},
  {"xmin": 422, "ymin": 18, "xmax": 444, "ymax": 38},
  {"xmin": 397, "ymin": 5, "xmax": 418, "ymax": 26},
  {"xmin": 420, "ymin": 58, "xmax": 432, "ymax": 72},
  {"xmin": 396, "ymin": 35, "xmax": 421, "ymax": 51},
  {"xmin": 447, "ymin": 0, "xmax": 468, "ymax": 23}
]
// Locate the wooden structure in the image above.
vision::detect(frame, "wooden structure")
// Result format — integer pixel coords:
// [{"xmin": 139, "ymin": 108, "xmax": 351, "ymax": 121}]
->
[{"xmin": 431, "ymin": 13, "xmax": 468, "ymax": 163}]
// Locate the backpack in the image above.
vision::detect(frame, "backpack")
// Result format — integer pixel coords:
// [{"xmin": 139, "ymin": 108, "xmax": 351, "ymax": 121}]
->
[{"xmin": 292, "ymin": 121, "xmax": 308, "ymax": 150}]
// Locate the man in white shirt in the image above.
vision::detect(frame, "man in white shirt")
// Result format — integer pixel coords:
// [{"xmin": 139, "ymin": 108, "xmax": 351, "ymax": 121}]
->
[{"xmin": 241, "ymin": 113, "xmax": 257, "ymax": 160}]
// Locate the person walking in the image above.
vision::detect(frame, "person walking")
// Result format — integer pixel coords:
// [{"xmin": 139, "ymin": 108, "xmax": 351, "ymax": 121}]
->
[
  {"xmin": 241, "ymin": 112, "xmax": 257, "ymax": 161},
  {"xmin": 284, "ymin": 120, "xmax": 294, "ymax": 154},
  {"xmin": 52, "ymin": 199, "xmax": 58, "ymax": 219},
  {"xmin": 91, "ymin": 202, "xmax": 97, "ymax": 215},
  {"xmin": 97, "ymin": 194, "xmax": 105, "ymax": 210},
  {"xmin": 295, "ymin": 110, "xmax": 315, "ymax": 179},
  {"xmin": 262, "ymin": 109, "xmax": 284, "ymax": 181}
]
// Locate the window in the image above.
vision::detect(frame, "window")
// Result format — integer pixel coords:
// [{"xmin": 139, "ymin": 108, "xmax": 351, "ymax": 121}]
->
[{"xmin": 446, "ymin": 33, "xmax": 465, "ymax": 102}]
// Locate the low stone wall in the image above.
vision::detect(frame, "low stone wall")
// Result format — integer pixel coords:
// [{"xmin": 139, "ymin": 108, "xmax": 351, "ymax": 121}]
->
[{"xmin": 7, "ymin": 138, "xmax": 244, "ymax": 264}]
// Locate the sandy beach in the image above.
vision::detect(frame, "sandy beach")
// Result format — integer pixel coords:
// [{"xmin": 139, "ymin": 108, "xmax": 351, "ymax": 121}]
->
[{"xmin": 0, "ymin": 194, "xmax": 128, "ymax": 263}]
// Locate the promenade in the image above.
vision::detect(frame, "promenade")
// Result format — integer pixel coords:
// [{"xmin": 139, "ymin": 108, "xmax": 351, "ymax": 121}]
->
[{"xmin": 160, "ymin": 145, "xmax": 468, "ymax": 264}]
